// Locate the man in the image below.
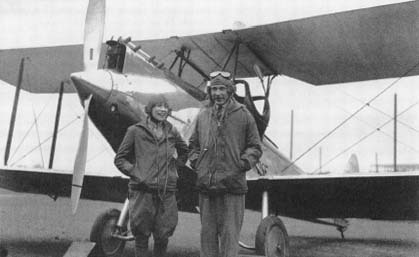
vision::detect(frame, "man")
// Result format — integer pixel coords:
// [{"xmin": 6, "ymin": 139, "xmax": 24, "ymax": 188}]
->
[
  {"xmin": 189, "ymin": 71, "xmax": 262, "ymax": 257},
  {"xmin": 114, "ymin": 94, "xmax": 188, "ymax": 257}
]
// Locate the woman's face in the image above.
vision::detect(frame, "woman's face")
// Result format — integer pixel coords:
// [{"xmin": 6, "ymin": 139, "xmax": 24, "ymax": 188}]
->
[{"xmin": 151, "ymin": 103, "xmax": 169, "ymax": 122}]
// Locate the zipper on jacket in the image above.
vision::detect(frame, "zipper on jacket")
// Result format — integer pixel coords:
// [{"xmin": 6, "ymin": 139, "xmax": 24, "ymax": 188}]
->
[
  {"xmin": 209, "ymin": 172, "xmax": 214, "ymax": 187},
  {"xmin": 154, "ymin": 136, "xmax": 160, "ymax": 187},
  {"xmin": 210, "ymin": 123, "xmax": 220, "ymax": 189},
  {"xmin": 196, "ymin": 148, "xmax": 208, "ymax": 168}
]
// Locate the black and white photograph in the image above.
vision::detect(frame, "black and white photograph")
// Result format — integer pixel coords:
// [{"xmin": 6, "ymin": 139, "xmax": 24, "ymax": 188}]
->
[{"xmin": 0, "ymin": 0, "xmax": 419, "ymax": 256}]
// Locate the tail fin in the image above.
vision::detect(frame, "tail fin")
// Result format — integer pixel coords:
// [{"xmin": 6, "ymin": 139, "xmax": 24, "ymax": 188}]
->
[{"xmin": 344, "ymin": 153, "xmax": 360, "ymax": 173}]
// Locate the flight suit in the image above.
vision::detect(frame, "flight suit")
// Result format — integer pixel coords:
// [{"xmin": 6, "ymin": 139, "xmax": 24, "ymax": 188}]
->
[
  {"xmin": 115, "ymin": 118, "xmax": 188, "ymax": 256},
  {"xmin": 189, "ymin": 98, "xmax": 262, "ymax": 257}
]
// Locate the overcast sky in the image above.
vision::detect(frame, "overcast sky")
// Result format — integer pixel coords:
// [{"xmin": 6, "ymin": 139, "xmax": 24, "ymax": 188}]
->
[{"xmin": 1, "ymin": 0, "xmax": 417, "ymax": 175}]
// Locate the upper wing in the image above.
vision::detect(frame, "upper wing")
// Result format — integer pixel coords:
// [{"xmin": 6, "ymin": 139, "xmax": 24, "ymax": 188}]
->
[
  {"xmin": 136, "ymin": 1, "xmax": 419, "ymax": 86},
  {"xmin": 0, "ymin": 45, "xmax": 83, "ymax": 93},
  {"xmin": 1, "ymin": 1, "xmax": 418, "ymax": 93}
]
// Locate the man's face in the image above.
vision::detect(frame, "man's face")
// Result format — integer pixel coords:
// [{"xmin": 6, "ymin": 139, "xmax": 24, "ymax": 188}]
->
[
  {"xmin": 151, "ymin": 103, "xmax": 169, "ymax": 122},
  {"xmin": 210, "ymin": 84, "xmax": 229, "ymax": 106}
]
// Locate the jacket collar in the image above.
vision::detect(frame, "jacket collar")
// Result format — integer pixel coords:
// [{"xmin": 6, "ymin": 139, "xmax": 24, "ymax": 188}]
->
[
  {"xmin": 134, "ymin": 118, "xmax": 172, "ymax": 138},
  {"xmin": 210, "ymin": 97, "xmax": 243, "ymax": 116}
]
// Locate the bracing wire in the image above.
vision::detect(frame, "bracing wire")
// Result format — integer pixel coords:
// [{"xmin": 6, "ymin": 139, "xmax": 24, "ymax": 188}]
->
[
  {"xmin": 311, "ymin": 99, "xmax": 419, "ymax": 173},
  {"xmin": 9, "ymin": 102, "xmax": 51, "ymax": 161},
  {"xmin": 335, "ymin": 105, "xmax": 419, "ymax": 154},
  {"xmin": 334, "ymin": 87, "xmax": 419, "ymax": 134},
  {"xmin": 280, "ymin": 60, "xmax": 419, "ymax": 173},
  {"xmin": 10, "ymin": 117, "xmax": 80, "ymax": 166},
  {"xmin": 9, "ymin": 66, "xmax": 56, "ymax": 162},
  {"xmin": 32, "ymin": 107, "xmax": 45, "ymax": 168}
]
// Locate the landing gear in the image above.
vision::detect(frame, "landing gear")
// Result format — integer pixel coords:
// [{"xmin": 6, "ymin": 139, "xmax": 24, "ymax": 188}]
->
[
  {"xmin": 334, "ymin": 218, "xmax": 349, "ymax": 239},
  {"xmin": 239, "ymin": 189, "xmax": 290, "ymax": 257},
  {"xmin": 255, "ymin": 216, "xmax": 289, "ymax": 257},
  {"xmin": 337, "ymin": 226, "xmax": 346, "ymax": 239},
  {"xmin": 90, "ymin": 208, "xmax": 127, "ymax": 257}
]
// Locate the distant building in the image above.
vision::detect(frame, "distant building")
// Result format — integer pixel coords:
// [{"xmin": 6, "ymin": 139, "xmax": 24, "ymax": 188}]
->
[{"xmin": 369, "ymin": 163, "xmax": 419, "ymax": 173}]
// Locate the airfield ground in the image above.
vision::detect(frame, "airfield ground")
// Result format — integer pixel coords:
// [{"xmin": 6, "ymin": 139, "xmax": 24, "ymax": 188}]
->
[{"xmin": 1, "ymin": 188, "xmax": 418, "ymax": 257}]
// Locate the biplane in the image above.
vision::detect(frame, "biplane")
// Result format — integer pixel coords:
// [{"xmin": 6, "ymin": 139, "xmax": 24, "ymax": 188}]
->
[{"xmin": 1, "ymin": 1, "xmax": 419, "ymax": 257}]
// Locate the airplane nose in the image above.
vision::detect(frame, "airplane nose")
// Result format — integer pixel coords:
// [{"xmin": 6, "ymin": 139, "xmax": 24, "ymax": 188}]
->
[{"xmin": 70, "ymin": 70, "xmax": 113, "ymax": 101}]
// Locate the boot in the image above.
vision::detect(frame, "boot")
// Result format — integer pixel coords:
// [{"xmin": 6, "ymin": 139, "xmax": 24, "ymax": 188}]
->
[
  {"xmin": 135, "ymin": 235, "xmax": 150, "ymax": 257},
  {"xmin": 153, "ymin": 238, "xmax": 168, "ymax": 257}
]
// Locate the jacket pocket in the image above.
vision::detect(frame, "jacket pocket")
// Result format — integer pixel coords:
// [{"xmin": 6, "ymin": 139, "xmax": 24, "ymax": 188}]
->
[
  {"xmin": 167, "ymin": 159, "xmax": 179, "ymax": 186},
  {"xmin": 130, "ymin": 165, "xmax": 147, "ymax": 184},
  {"xmin": 196, "ymin": 169, "xmax": 210, "ymax": 190}
]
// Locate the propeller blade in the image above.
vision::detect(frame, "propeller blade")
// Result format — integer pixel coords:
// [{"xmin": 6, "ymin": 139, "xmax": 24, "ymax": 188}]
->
[
  {"xmin": 83, "ymin": 0, "xmax": 106, "ymax": 71},
  {"xmin": 71, "ymin": 95, "xmax": 92, "ymax": 214}
]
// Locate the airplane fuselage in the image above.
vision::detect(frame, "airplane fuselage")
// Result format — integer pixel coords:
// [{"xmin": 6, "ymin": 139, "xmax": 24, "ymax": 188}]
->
[{"xmin": 71, "ymin": 69, "xmax": 202, "ymax": 150}]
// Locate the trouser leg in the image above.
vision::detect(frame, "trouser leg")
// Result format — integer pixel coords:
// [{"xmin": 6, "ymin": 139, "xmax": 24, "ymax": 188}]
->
[
  {"xmin": 129, "ymin": 190, "xmax": 154, "ymax": 237},
  {"xmin": 129, "ymin": 190, "xmax": 154, "ymax": 257},
  {"xmin": 154, "ymin": 192, "xmax": 178, "ymax": 240},
  {"xmin": 134, "ymin": 234, "xmax": 150, "ymax": 257},
  {"xmin": 153, "ymin": 192, "xmax": 178, "ymax": 257},
  {"xmin": 129, "ymin": 189, "xmax": 177, "ymax": 257},
  {"xmin": 219, "ymin": 194, "xmax": 245, "ymax": 257},
  {"xmin": 153, "ymin": 238, "xmax": 168, "ymax": 257},
  {"xmin": 199, "ymin": 193, "xmax": 219, "ymax": 257}
]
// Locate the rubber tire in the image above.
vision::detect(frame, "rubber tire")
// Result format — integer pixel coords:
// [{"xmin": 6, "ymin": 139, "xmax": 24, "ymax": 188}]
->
[
  {"xmin": 90, "ymin": 208, "xmax": 126, "ymax": 257},
  {"xmin": 255, "ymin": 216, "xmax": 289, "ymax": 257}
]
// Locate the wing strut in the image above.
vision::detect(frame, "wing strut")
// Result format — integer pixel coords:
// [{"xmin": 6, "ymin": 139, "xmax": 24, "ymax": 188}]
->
[
  {"xmin": 222, "ymin": 40, "xmax": 239, "ymax": 71},
  {"xmin": 4, "ymin": 58, "xmax": 25, "ymax": 166},
  {"xmin": 176, "ymin": 47, "xmax": 190, "ymax": 77},
  {"xmin": 245, "ymin": 43, "xmax": 276, "ymax": 75},
  {"xmin": 215, "ymin": 35, "xmax": 254, "ymax": 76},
  {"xmin": 48, "ymin": 81, "xmax": 65, "ymax": 169},
  {"xmin": 233, "ymin": 40, "xmax": 240, "ymax": 80},
  {"xmin": 174, "ymin": 48, "xmax": 210, "ymax": 80},
  {"xmin": 190, "ymin": 38, "xmax": 222, "ymax": 70}
]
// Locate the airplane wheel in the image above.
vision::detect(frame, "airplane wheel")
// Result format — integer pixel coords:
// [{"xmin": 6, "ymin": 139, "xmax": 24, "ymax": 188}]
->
[
  {"xmin": 255, "ymin": 216, "xmax": 289, "ymax": 257},
  {"xmin": 90, "ymin": 208, "xmax": 126, "ymax": 257}
]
